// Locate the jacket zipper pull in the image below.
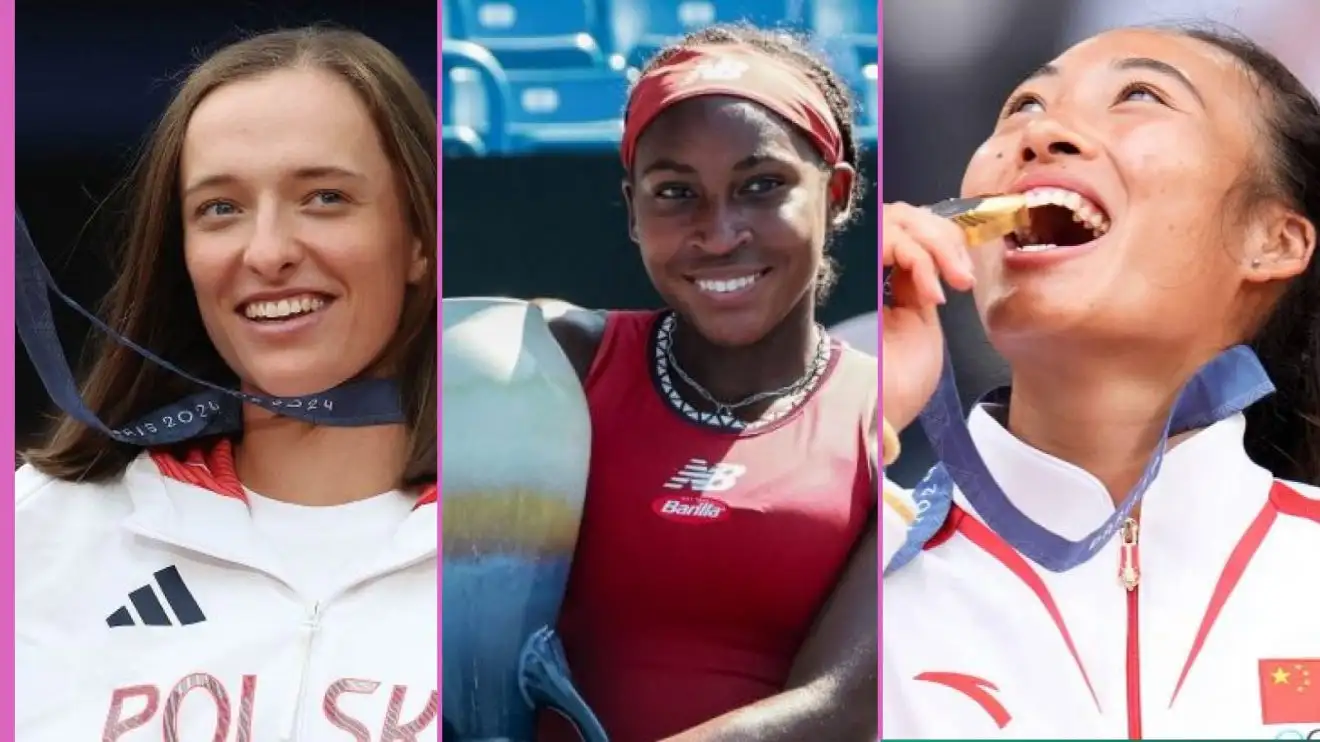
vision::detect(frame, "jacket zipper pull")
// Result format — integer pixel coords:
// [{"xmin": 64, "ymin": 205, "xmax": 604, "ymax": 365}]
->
[
  {"xmin": 281, "ymin": 602, "xmax": 323, "ymax": 741},
  {"xmin": 1119, "ymin": 518, "xmax": 1141, "ymax": 591}
]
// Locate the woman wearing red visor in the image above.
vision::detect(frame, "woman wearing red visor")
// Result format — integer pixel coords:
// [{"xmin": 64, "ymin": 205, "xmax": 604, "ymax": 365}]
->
[{"xmin": 536, "ymin": 24, "xmax": 878, "ymax": 742}]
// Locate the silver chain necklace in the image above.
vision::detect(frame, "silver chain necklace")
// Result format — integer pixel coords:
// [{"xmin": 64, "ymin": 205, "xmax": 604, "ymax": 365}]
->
[{"xmin": 662, "ymin": 313, "xmax": 830, "ymax": 422}]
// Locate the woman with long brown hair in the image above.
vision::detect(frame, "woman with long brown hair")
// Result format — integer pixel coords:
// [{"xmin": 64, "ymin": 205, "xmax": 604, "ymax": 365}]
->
[{"xmin": 16, "ymin": 27, "xmax": 438, "ymax": 741}]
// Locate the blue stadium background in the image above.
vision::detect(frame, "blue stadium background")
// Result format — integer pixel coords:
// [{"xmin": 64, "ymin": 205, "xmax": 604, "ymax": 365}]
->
[
  {"xmin": 441, "ymin": 0, "xmax": 876, "ymax": 156},
  {"xmin": 440, "ymin": 0, "xmax": 879, "ymax": 325}
]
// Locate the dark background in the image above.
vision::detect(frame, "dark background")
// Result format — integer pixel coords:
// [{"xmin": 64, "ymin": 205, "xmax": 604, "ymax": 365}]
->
[
  {"xmin": 881, "ymin": 0, "xmax": 1316, "ymax": 485},
  {"xmin": 15, "ymin": 0, "xmax": 437, "ymax": 448},
  {"xmin": 881, "ymin": 0, "xmax": 1070, "ymax": 484}
]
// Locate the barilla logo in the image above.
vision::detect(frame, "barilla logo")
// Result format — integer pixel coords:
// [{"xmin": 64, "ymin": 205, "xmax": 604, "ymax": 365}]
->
[
  {"xmin": 655, "ymin": 459, "xmax": 742, "ymax": 523},
  {"xmin": 652, "ymin": 495, "xmax": 730, "ymax": 523}
]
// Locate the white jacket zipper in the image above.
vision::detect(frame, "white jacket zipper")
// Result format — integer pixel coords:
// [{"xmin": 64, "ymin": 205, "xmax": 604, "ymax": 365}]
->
[{"xmin": 280, "ymin": 602, "xmax": 322, "ymax": 741}]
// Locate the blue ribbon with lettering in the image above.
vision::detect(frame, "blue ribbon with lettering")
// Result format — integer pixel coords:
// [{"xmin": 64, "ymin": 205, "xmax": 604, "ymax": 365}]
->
[
  {"xmin": 886, "ymin": 344, "xmax": 1274, "ymax": 574},
  {"xmin": 15, "ymin": 211, "xmax": 405, "ymax": 446}
]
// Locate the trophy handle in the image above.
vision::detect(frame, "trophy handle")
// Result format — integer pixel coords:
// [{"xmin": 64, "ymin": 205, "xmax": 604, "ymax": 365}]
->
[{"xmin": 518, "ymin": 626, "xmax": 610, "ymax": 742}]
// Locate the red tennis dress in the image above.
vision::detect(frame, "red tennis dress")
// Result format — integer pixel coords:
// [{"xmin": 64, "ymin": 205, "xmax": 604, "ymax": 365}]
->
[{"xmin": 538, "ymin": 310, "xmax": 875, "ymax": 742}]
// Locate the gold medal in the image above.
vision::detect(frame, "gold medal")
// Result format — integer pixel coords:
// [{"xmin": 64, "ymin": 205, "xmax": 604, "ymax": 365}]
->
[{"xmin": 929, "ymin": 195, "xmax": 1030, "ymax": 246}]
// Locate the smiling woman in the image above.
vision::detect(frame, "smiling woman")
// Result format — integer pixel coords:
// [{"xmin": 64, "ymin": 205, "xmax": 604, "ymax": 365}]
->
[
  {"xmin": 514, "ymin": 24, "xmax": 880, "ymax": 742},
  {"xmin": 880, "ymin": 24, "xmax": 1320, "ymax": 740},
  {"xmin": 15, "ymin": 27, "xmax": 438, "ymax": 742},
  {"xmin": 180, "ymin": 65, "xmax": 428, "ymax": 404}
]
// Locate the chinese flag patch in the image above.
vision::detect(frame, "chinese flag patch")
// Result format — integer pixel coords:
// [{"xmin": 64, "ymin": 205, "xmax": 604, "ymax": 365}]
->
[{"xmin": 1259, "ymin": 659, "xmax": 1320, "ymax": 725}]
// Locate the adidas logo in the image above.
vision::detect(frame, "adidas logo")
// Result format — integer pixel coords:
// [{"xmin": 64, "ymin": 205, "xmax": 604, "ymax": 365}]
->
[{"xmin": 106, "ymin": 565, "xmax": 207, "ymax": 628}]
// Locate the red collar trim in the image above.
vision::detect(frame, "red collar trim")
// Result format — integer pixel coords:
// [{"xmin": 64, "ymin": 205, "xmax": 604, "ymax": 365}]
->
[{"xmin": 149, "ymin": 440, "xmax": 437, "ymax": 510}]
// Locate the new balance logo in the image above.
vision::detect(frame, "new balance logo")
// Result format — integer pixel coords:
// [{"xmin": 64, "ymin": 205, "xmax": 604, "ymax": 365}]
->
[
  {"xmin": 663, "ymin": 459, "xmax": 746, "ymax": 493},
  {"xmin": 684, "ymin": 57, "xmax": 749, "ymax": 83},
  {"xmin": 106, "ymin": 566, "xmax": 206, "ymax": 628}
]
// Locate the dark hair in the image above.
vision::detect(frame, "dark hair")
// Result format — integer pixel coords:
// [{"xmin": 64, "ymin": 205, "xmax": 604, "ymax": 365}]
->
[
  {"xmin": 636, "ymin": 23, "xmax": 867, "ymax": 300},
  {"xmin": 1173, "ymin": 26, "xmax": 1320, "ymax": 484},
  {"xmin": 24, "ymin": 27, "xmax": 438, "ymax": 488}
]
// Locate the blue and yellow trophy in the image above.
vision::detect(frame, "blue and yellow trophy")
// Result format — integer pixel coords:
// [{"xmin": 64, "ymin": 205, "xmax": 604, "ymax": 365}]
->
[{"xmin": 441, "ymin": 298, "xmax": 608, "ymax": 742}]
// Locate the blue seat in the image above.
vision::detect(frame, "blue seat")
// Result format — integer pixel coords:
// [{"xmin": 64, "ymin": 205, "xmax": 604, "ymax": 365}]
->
[
  {"xmin": 453, "ymin": 0, "xmax": 607, "ymax": 68},
  {"xmin": 443, "ymin": 0, "xmax": 461, "ymax": 38},
  {"xmin": 855, "ymin": 61, "xmax": 877, "ymax": 151},
  {"xmin": 610, "ymin": 0, "xmax": 802, "ymax": 69},
  {"xmin": 807, "ymin": 0, "xmax": 876, "ymax": 40},
  {"xmin": 442, "ymin": 41, "xmax": 513, "ymax": 156},
  {"xmin": 809, "ymin": 0, "xmax": 877, "ymax": 137},
  {"xmin": 807, "ymin": 0, "xmax": 877, "ymax": 75},
  {"xmin": 503, "ymin": 68, "xmax": 630, "ymax": 153}
]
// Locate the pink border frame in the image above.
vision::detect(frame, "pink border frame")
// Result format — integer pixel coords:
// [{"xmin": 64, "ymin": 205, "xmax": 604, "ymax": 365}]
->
[
  {"xmin": 438, "ymin": 0, "xmax": 448, "ymax": 718},
  {"xmin": 0, "ymin": 0, "xmax": 872, "ymax": 733},
  {"xmin": 438, "ymin": 0, "xmax": 881, "ymax": 728},
  {"xmin": 3, "ymin": 3, "xmax": 436, "ymax": 733},
  {"xmin": 2, "ymin": 0, "xmax": 17, "ymax": 734},
  {"xmin": 433, "ymin": 2, "xmax": 886, "ymax": 737},
  {"xmin": 874, "ymin": 4, "xmax": 885, "ymax": 739},
  {"xmin": 434, "ymin": 0, "xmax": 883, "ymax": 729}
]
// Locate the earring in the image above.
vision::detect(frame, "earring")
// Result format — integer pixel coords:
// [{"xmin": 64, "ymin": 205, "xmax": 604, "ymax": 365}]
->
[{"xmin": 1251, "ymin": 258, "xmax": 1262, "ymax": 268}]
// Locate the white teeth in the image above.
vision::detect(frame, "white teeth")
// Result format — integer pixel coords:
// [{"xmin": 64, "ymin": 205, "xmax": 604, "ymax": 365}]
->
[
  {"xmin": 1021, "ymin": 186, "xmax": 1112, "ymax": 236},
  {"xmin": 1015, "ymin": 243, "xmax": 1061, "ymax": 253},
  {"xmin": 243, "ymin": 295, "xmax": 326, "ymax": 320},
  {"xmin": 696, "ymin": 274, "xmax": 760, "ymax": 294}
]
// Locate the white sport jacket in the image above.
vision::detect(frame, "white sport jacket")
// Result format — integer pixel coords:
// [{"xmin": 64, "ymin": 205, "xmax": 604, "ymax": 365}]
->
[
  {"xmin": 882, "ymin": 410, "xmax": 1320, "ymax": 740},
  {"xmin": 15, "ymin": 442, "xmax": 438, "ymax": 742}
]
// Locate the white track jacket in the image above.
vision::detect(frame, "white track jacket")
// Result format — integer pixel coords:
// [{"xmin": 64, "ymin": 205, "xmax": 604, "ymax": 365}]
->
[
  {"xmin": 15, "ymin": 443, "xmax": 438, "ymax": 742},
  {"xmin": 882, "ymin": 410, "xmax": 1320, "ymax": 740}
]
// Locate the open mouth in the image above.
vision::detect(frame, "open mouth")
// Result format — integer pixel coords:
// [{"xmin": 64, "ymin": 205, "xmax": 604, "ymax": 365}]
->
[
  {"xmin": 240, "ymin": 294, "xmax": 332, "ymax": 323},
  {"xmin": 692, "ymin": 268, "xmax": 772, "ymax": 295},
  {"xmin": 1008, "ymin": 187, "xmax": 1111, "ymax": 253}
]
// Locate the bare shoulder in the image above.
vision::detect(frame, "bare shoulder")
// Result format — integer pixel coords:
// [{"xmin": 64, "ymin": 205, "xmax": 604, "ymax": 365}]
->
[
  {"xmin": 531, "ymin": 298, "xmax": 609, "ymax": 383},
  {"xmin": 836, "ymin": 342, "xmax": 879, "ymax": 374},
  {"xmin": 835, "ymin": 343, "xmax": 879, "ymax": 402},
  {"xmin": 832, "ymin": 345, "xmax": 880, "ymax": 493}
]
